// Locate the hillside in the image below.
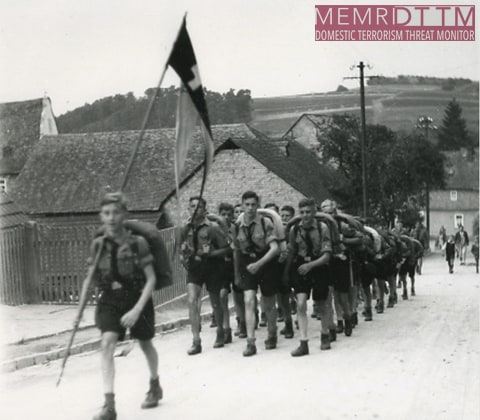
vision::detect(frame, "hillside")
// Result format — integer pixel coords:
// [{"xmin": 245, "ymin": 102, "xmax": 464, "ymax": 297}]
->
[{"xmin": 250, "ymin": 82, "xmax": 479, "ymax": 138}]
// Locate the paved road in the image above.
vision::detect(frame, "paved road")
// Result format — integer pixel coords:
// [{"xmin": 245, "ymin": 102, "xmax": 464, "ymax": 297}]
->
[{"xmin": 1, "ymin": 254, "xmax": 478, "ymax": 420}]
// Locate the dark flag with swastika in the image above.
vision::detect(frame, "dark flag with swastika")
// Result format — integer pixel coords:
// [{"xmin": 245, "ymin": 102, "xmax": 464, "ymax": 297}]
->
[{"xmin": 167, "ymin": 16, "xmax": 213, "ymax": 195}]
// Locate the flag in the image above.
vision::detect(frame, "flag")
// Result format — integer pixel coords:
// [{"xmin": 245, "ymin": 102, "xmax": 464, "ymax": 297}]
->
[{"xmin": 168, "ymin": 17, "xmax": 214, "ymax": 197}]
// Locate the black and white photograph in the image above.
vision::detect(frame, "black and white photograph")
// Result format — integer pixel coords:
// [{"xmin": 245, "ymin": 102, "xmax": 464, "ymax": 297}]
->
[{"xmin": 0, "ymin": 1, "xmax": 478, "ymax": 419}]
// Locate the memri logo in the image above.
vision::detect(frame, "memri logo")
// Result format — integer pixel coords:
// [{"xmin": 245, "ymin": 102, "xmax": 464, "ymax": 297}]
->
[
  {"xmin": 315, "ymin": 5, "xmax": 475, "ymax": 28},
  {"xmin": 315, "ymin": 5, "xmax": 475, "ymax": 41}
]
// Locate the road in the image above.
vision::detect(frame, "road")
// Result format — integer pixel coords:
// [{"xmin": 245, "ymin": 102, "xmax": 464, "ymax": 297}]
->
[{"xmin": 1, "ymin": 254, "xmax": 478, "ymax": 420}]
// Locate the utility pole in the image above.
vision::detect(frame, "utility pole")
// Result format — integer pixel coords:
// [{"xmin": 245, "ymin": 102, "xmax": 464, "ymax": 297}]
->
[
  {"xmin": 344, "ymin": 61, "xmax": 378, "ymax": 219},
  {"xmin": 416, "ymin": 116, "xmax": 437, "ymax": 246}
]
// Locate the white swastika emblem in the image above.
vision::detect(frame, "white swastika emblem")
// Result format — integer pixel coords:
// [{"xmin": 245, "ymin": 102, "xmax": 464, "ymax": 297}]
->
[{"xmin": 188, "ymin": 64, "xmax": 202, "ymax": 90}]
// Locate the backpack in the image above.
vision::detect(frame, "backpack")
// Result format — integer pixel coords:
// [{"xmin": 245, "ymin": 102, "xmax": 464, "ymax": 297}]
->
[
  {"xmin": 334, "ymin": 212, "xmax": 367, "ymax": 257},
  {"xmin": 287, "ymin": 212, "xmax": 344, "ymax": 257},
  {"xmin": 96, "ymin": 220, "xmax": 173, "ymax": 290}
]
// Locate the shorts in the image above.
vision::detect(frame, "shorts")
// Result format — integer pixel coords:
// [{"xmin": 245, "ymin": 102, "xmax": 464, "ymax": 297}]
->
[
  {"xmin": 273, "ymin": 261, "xmax": 291, "ymax": 295},
  {"xmin": 290, "ymin": 259, "xmax": 330, "ymax": 301},
  {"xmin": 236, "ymin": 253, "xmax": 278, "ymax": 297},
  {"xmin": 219, "ymin": 260, "xmax": 234, "ymax": 293},
  {"xmin": 360, "ymin": 261, "xmax": 376, "ymax": 288},
  {"xmin": 186, "ymin": 257, "xmax": 223, "ymax": 294},
  {"xmin": 330, "ymin": 257, "xmax": 352, "ymax": 293},
  {"xmin": 399, "ymin": 261, "xmax": 415, "ymax": 277},
  {"xmin": 95, "ymin": 289, "xmax": 155, "ymax": 341}
]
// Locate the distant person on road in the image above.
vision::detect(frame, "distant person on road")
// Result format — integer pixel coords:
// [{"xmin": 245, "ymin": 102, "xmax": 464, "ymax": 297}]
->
[
  {"xmin": 471, "ymin": 235, "xmax": 479, "ymax": 274},
  {"xmin": 412, "ymin": 221, "xmax": 428, "ymax": 274},
  {"xmin": 81, "ymin": 192, "xmax": 162, "ymax": 420},
  {"xmin": 437, "ymin": 225, "xmax": 447, "ymax": 255},
  {"xmin": 455, "ymin": 225, "xmax": 469, "ymax": 265},
  {"xmin": 445, "ymin": 235, "xmax": 456, "ymax": 274}
]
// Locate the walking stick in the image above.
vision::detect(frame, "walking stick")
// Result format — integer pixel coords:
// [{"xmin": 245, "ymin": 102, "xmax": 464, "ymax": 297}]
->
[{"xmin": 56, "ymin": 238, "xmax": 104, "ymax": 387}]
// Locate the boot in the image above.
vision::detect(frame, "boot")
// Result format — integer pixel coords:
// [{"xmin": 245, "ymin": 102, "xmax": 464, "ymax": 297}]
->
[
  {"xmin": 320, "ymin": 334, "xmax": 331, "ymax": 350},
  {"xmin": 352, "ymin": 312, "xmax": 358, "ymax": 326},
  {"xmin": 344, "ymin": 317, "xmax": 353, "ymax": 337},
  {"xmin": 224, "ymin": 328, "xmax": 232, "ymax": 344},
  {"xmin": 243, "ymin": 338, "xmax": 257, "ymax": 357},
  {"xmin": 291, "ymin": 340, "xmax": 309, "ymax": 357},
  {"xmin": 402, "ymin": 291, "xmax": 408, "ymax": 300},
  {"xmin": 93, "ymin": 394, "xmax": 116, "ymax": 420},
  {"xmin": 187, "ymin": 339, "xmax": 202, "ymax": 355},
  {"xmin": 281, "ymin": 320, "xmax": 294, "ymax": 339},
  {"xmin": 336, "ymin": 320, "xmax": 344, "ymax": 334},
  {"xmin": 364, "ymin": 307, "xmax": 372, "ymax": 321},
  {"xmin": 213, "ymin": 329, "xmax": 225, "ymax": 348},
  {"xmin": 141, "ymin": 378, "xmax": 163, "ymax": 409},
  {"xmin": 387, "ymin": 297, "xmax": 395, "ymax": 308},
  {"xmin": 311, "ymin": 303, "xmax": 318, "ymax": 318},
  {"xmin": 411, "ymin": 287, "xmax": 416, "ymax": 296},
  {"xmin": 264, "ymin": 335, "xmax": 277, "ymax": 350},
  {"xmin": 238, "ymin": 321, "xmax": 247, "ymax": 339},
  {"xmin": 376, "ymin": 302, "xmax": 384, "ymax": 314},
  {"xmin": 393, "ymin": 293, "xmax": 398, "ymax": 304},
  {"xmin": 329, "ymin": 328, "xmax": 337, "ymax": 342}
]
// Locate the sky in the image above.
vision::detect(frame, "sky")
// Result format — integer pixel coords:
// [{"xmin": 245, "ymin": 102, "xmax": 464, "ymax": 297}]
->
[{"xmin": 0, "ymin": 0, "xmax": 478, "ymax": 116}]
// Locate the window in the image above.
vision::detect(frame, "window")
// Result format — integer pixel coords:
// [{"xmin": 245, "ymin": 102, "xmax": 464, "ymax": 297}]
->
[
  {"xmin": 0, "ymin": 178, "xmax": 6, "ymax": 193},
  {"xmin": 450, "ymin": 190, "xmax": 457, "ymax": 201},
  {"xmin": 454, "ymin": 213, "xmax": 464, "ymax": 228}
]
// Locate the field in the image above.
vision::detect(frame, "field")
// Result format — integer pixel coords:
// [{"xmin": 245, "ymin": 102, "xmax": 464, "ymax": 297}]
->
[{"xmin": 250, "ymin": 83, "xmax": 479, "ymax": 137}]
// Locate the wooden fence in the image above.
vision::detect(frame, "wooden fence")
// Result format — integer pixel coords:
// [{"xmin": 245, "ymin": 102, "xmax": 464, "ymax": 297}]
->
[
  {"xmin": 0, "ymin": 223, "xmax": 40, "ymax": 305},
  {"xmin": 0, "ymin": 223, "xmax": 188, "ymax": 306}
]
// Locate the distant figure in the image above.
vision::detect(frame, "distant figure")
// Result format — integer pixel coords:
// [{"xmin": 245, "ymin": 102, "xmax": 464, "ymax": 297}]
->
[
  {"xmin": 455, "ymin": 225, "xmax": 470, "ymax": 265},
  {"xmin": 413, "ymin": 221, "xmax": 429, "ymax": 274},
  {"xmin": 445, "ymin": 235, "xmax": 456, "ymax": 274},
  {"xmin": 437, "ymin": 225, "xmax": 447, "ymax": 255},
  {"xmin": 471, "ymin": 236, "xmax": 479, "ymax": 274}
]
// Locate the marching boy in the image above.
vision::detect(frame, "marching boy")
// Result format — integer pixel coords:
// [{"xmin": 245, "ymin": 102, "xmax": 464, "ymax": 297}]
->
[
  {"xmin": 283, "ymin": 198, "xmax": 333, "ymax": 356},
  {"xmin": 79, "ymin": 192, "xmax": 162, "ymax": 420},
  {"xmin": 179, "ymin": 196, "xmax": 231, "ymax": 355},
  {"xmin": 232, "ymin": 191, "xmax": 280, "ymax": 356}
]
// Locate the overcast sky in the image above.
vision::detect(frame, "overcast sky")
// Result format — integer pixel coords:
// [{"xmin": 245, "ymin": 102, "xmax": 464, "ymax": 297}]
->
[{"xmin": 0, "ymin": 0, "xmax": 478, "ymax": 115}]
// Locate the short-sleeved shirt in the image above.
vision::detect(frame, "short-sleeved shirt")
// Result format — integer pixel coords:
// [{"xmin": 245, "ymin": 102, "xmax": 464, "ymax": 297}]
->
[
  {"xmin": 180, "ymin": 217, "xmax": 228, "ymax": 257},
  {"xmin": 88, "ymin": 233, "xmax": 153, "ymax": 291},
  {"xmin": 288, "ymin": 220, "xmax": 332, "ymax": 260},
  {"xmin": 232, "ymin": 213, "xmax": 277, "ymax": 255}
]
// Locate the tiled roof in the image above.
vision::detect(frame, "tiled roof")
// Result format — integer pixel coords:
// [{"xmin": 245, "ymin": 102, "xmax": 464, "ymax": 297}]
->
[
  {"xmin": 0, "ymin": 191, "xmax": 30, "ymax": 229},
  {"xmin": 443, "ymin": 148, "xmax": 479, "ymax": 191},
  {"xmin": 232, "ymin": 127, "xmax": 333, "ymax": 204},
  {"xmin": 13, "ymin": 124, "xmax": 333, "ymax": 215},
  {"xmin": 0, "ymin": 98, "xmax": 44, "ymax": 175}
]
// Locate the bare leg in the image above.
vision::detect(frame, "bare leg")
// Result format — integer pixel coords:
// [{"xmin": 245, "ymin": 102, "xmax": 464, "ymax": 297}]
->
[
  {"xmin": 244, "ymin": 290, "xmax": 257, "ymax": 339},
  {"xmin": 100, "ymin": 332, "xmax": 119, "ymax": 394},
  {"xmin": 220, "ymin": 288, "xmax": 230, "ymax": 330},
  {"xmin": 187, "ymin": 283, "xmax": 202, "ymax": 341},
  {"xmin": 138, "ymin": 339, "xmax": 159, "ymax": 380},
  {"xmin": 296, "ymin": 294, "xmax": 308, "ymax": 340}
]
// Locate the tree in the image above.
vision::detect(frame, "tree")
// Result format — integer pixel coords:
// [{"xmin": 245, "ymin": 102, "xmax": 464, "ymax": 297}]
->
[
  {"xmin": 437, "ymin": 99, "xmax": 472, "ymax": 150},
  {"xmin": 316, "ymin": 115, "xmax": 446, "ymax": 227},
  {"xmin": 336, "ymin": 85, "xmax": 348, "ymax": 93}
]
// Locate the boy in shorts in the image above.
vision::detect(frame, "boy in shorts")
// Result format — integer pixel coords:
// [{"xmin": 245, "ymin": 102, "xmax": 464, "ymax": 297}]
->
[
  {"xmin": 232, "ymin": 191, "xmax": 280, "ymax": 356},
  {"xmin": 284, "ymin": 198, "xmax": 332, "ymax": 356},
  {"xmin": 80, "ymin": 192, "xmax": 162, "ymax": 420},
  {"xmin": 180, "ymin": 196, "xmax": 230, "ymax": 355}
]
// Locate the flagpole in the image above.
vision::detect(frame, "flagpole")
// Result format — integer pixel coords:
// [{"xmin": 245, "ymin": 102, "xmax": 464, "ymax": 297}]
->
[{"xmin": 120, "ymin": 12, "xmax": 188, "ymax": 192}]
